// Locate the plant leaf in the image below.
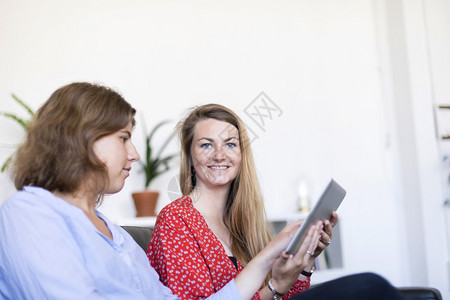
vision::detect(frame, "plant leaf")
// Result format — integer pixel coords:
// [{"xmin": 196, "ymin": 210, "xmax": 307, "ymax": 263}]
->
[
  {"xmin": 0, "ymin": 94, "xmax": 34, "ymax": 173},
  {"xmin": 11, "ymin": 94, "xmax": 34, "ymax": 117},
  {"xmin": 0, "ymin": 113, "xmax": 28, "ymax": 129},
  {"xmin": 1, "ymin": 154, "xmax": 13, "ymax": 173},
  {"xmin": 139, "ymin": 119, "xmax": 177, "ymax": 189}
]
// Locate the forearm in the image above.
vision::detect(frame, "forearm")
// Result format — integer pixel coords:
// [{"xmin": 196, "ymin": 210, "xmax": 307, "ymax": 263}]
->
[{"xmin": 234, "ymin": 252, "xmax": 274, "ymax": 300}]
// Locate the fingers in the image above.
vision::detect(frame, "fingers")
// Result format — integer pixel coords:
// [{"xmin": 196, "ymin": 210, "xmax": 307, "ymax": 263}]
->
[
  {"xmin": 266, "ymin": 220, "xmax": 304, "ymax": 259},
  {"xmin": 271, "ymin": 223, "xmax": 322, "ymax": 290},
  {"xmin": 292, "ymin": 222, "xmax": 322, "ymax": 263},
  {"xmin": 329, "ymin": 211, "xmax": 338, "ymax": 227},
  {"xmin": 314, "ymin": 219, "xmax": 332, "ymax": 250},
  {"xmin": 319, "ymin": 230, "xmax": 332, "ymax": 245},
  {"xmin": 322, "ymin": 219, "xmax": 333, "ymax": 241},
  {"xmin": 322, "ymin": 212, "xmax": 336, "ymax": 241},
  {"xmin": 308, "ymin": 223, "xmax": 321, "ymax": 256},
  {"xmin": 313, "ymin": 235, "xmax": 329, "ymax": 257}
]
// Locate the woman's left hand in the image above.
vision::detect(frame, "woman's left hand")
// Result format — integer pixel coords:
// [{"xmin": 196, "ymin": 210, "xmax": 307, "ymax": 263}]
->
[
  {"xmin": 269, "ymin": 221, "xmax": 322, "ymax": 294},
  {"xmin": 312, "ymin": 211, "xmax": 338, "ymax": 258}
]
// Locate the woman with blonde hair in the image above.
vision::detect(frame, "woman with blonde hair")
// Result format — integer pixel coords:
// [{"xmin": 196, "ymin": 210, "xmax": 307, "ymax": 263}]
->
[
  {"xmin": 147, "ymin": 103, "xmax": 336, "ymax": 299},
  {"xmin": 147, "ymin": 103, "xmax": 408, "ymax": 300}
]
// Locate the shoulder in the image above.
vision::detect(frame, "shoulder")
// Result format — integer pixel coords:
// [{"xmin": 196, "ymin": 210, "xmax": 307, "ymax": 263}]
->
[
  {"xmin": 158, "ymin": 195, "xmax": 195, "ymax": 219},
  {"xmin": 0, "ymin": 187, "xmax": 66, "ymax": 220},
  {"xmin": 154, "ymin": 195, "xmax": 199, "ymax": 230},
  {"xmin": 0, "ymin": 187, "xmax": 81, "ymax": 257},
  {"xmin": 0, "ymin": 186, "xmax": 97, "ymax": 243}
]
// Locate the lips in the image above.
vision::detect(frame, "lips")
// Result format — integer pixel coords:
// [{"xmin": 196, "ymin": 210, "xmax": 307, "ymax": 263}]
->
[{"xmin": 208, "ymin": 165, "xmax": 229, "ymax": 170}]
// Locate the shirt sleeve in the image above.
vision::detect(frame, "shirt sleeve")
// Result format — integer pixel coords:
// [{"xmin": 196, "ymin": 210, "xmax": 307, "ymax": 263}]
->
[{"xmin": 148, "ymin": 208, "xmax": 219, "ymax": 300}]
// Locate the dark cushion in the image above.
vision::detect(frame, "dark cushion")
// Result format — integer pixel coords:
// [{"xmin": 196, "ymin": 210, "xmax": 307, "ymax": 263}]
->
[
  {"xmin": 397, "ymin": 287, "xmax": 442, "ymax": 300},
  {"xmin": 121, "ymin": 226, "xmax": 153, "ymax": 252}
]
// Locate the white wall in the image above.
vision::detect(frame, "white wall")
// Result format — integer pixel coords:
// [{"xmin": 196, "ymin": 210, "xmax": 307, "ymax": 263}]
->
[
  {"xmin": 0, "ymin": 0, "xmax": 448, "ymax": 296},
  {"xmin": 404, "ymin": 0, "xmax": 450, "ymax": 296}
]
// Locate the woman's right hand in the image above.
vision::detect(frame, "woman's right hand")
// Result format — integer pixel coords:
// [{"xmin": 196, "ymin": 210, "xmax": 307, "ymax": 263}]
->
[{"xmin": 269, "ymin": 221, "xmax": 323, "ymax": 294}]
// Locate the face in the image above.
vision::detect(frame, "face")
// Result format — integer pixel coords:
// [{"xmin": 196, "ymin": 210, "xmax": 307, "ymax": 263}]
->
[
  {"xmin": 191, "ymin": 118, "xmax": 241, "ymax": 190},
  {"xmin": 93, "ymin": 122, "xmax": 140, "ymax": 194}
]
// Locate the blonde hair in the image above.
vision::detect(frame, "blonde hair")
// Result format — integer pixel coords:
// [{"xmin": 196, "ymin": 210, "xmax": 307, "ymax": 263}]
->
[
  {"xmin": 178, "ymin": 104, "xmax": 271, "ymax": 267},
  {"xmin": 13, "ymin": 82, "xmax": 136, "ymax": 197}
]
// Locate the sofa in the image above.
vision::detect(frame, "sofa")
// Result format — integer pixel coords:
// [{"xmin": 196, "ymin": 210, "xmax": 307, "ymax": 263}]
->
[{"xmin": 122, "ymin": 225, "xmax": 442, "ymax": 300}]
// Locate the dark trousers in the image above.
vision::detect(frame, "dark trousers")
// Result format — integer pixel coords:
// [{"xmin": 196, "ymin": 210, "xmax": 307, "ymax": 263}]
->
[{"xmin": 290, "ymin": 272, "xmax": 406, "ymax": 300}]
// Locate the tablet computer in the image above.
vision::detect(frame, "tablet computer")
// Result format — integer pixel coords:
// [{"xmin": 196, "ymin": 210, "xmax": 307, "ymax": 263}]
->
[{"xmin": 285, "ymin": 179, "xmax": 346, "ymax": 255}]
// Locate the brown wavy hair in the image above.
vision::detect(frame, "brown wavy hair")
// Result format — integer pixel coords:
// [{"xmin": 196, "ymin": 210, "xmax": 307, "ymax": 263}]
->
[
  {"xmin": 178, "ymin": 103, "xmax": 271, "ymax": 268},
  {"xmin": 12, "ymin": 82, "xmax": 136, "ymax": 197}
]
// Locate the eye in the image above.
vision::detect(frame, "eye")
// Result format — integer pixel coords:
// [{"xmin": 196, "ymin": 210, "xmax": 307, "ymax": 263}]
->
[
  {"xmin": 120, "ymin": 136, "xmax": 129, "ymax": 143},
  {"xmin": 226, "ymin": 142, "xmax": 237, "ymax": 148},
  {"xmin": 200, "ymin": 143, "xmax": 212, "ymax": 149}
]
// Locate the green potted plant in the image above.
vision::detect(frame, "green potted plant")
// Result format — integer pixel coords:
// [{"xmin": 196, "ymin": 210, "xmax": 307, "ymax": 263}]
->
[
  {"xmin": 0, "ymin": 94, "xmax": 34, "ymax": 172},
  {"xmin": 132, "ymin": 119, "xmax": 177, "ymax": 217}
]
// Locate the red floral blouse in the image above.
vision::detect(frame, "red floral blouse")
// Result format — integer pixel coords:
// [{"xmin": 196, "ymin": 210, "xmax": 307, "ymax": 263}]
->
[{"xmin": 147, "ymin": 196, "xmax": 310, "ymax": 300}]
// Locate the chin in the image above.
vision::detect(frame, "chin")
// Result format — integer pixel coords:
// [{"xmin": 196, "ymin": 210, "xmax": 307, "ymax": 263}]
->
[
  {"xmin": 105, "ymin": 183, "xmax": 125, "ymax": 194},
  {"xmin": 210, "ymin": 180, "xmax": 233, "ymax": 187}
]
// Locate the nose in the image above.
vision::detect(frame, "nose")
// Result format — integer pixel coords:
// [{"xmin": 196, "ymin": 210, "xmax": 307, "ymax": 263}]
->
[
  {"xmin": 212, "ymin": 147, "xmax": 226, "ymax": 161},
  {"xmin": 128, "ymin": 142, "xmax": 140, "ymax": 162}
]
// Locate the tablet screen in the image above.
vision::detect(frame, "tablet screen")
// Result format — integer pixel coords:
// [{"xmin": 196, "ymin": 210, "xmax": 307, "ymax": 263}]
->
[{"xmin": 285, "ymin": 179, "xmax": 346, "ymax": 255}]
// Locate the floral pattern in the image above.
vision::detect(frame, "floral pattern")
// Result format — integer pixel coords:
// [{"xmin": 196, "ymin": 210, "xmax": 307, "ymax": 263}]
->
[{"xmin": 147, "ymin": 196, "xmax": 310, "ymax": 300}]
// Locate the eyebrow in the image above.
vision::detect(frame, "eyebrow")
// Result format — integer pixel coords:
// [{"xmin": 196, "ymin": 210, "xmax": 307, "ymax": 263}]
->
[
  {"xmin": 224, "ymin": 137, "xmax": 239, "ymax": 142},
  {"xmin": 197, "ymin": 136, "xmax": 239, "ymax": 142}
]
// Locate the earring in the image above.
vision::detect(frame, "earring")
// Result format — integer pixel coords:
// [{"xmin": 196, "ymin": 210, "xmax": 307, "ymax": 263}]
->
[{"xmin": 191, "ymin": 166, "xmax": 196, "ymax": 187}]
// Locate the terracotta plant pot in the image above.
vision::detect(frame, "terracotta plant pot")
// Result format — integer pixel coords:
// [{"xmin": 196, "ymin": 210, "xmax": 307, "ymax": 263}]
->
[{"xmin": 132, "ymin": 191, "xmax": 159, "ymax": 217}]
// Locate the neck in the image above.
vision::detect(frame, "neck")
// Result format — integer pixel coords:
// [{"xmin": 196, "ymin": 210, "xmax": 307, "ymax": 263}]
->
[
  {"xmin": 191, "ymin": 184, "xmax": 230, "ymax": 221},
  {"xmin": 52, "ymin": 189, "xmax": 98, "ymax": 216},
  {"xmin": 190, "ymin": 184, "xmax": 233, "ymax": 255}
]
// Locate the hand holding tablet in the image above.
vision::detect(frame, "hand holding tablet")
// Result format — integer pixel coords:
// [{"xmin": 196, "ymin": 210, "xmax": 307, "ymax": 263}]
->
[{"xmin": 285, "ymin": 179, "xmax": 346, "ymax": 255}]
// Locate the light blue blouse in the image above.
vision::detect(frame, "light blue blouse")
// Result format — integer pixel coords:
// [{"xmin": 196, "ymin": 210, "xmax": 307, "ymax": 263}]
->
[{"xmin": 0, "ymin": 186, "xmax": 241, "ymax": 299}]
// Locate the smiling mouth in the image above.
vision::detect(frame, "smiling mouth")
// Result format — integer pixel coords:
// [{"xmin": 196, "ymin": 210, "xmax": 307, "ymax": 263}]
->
[{"xmin": 208, "ymin": 166, "xmax": 229, "ymax": 170}]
